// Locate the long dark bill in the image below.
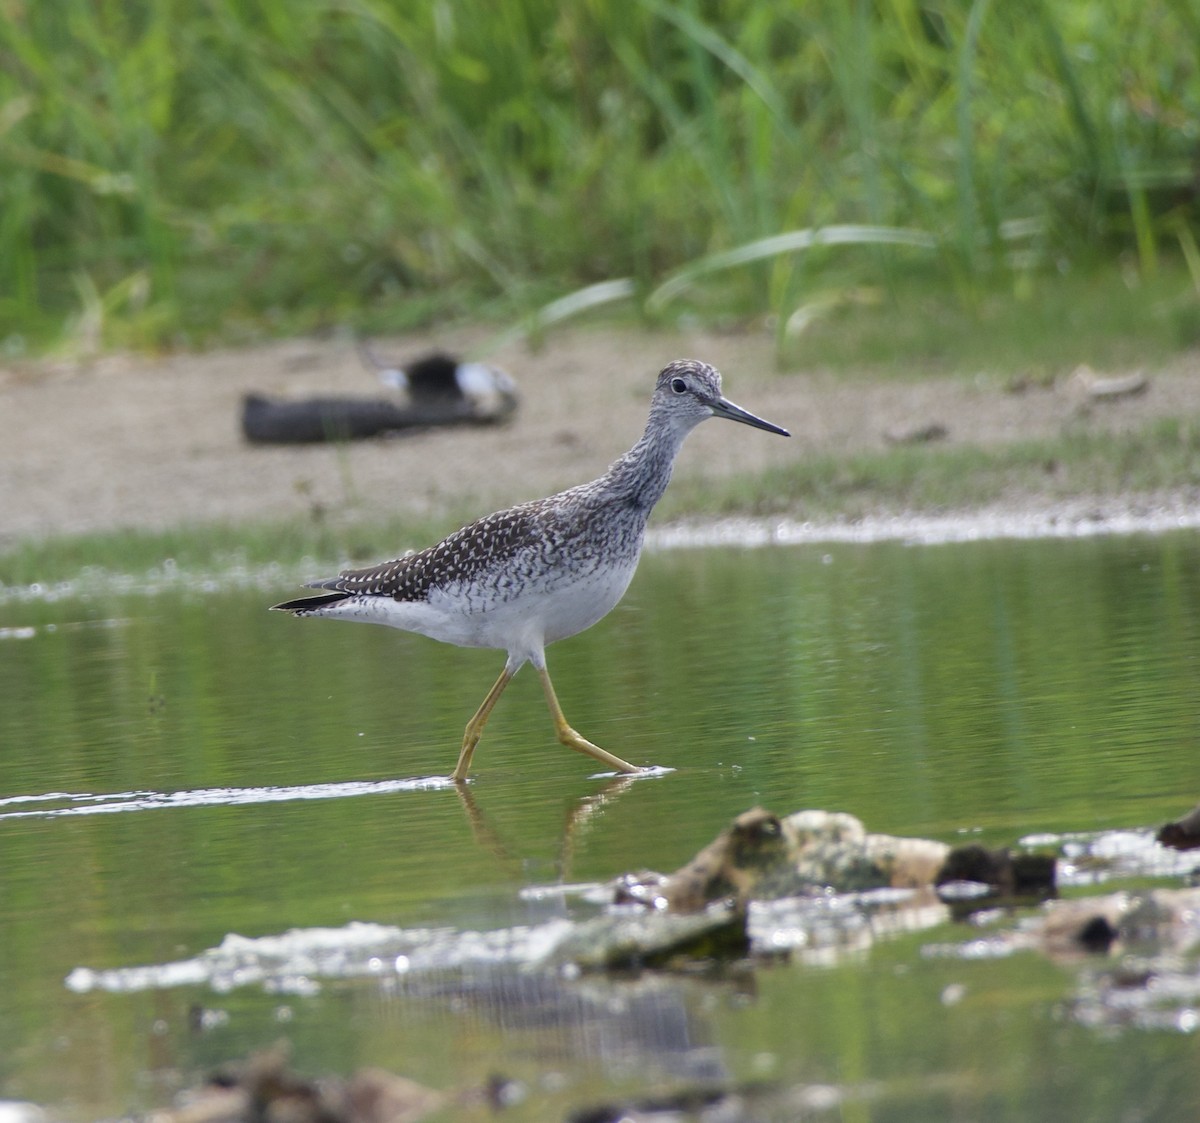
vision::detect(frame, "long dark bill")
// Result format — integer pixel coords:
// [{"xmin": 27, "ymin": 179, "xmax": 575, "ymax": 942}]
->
[{"xmin": 711, "ymin": 396, "xmax": 790, "ymax": 437}]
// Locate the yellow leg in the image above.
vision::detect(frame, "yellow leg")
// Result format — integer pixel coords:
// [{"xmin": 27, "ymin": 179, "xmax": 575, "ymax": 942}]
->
[
  {"xmin": 453, "ymin": 666, "xmax": 514, "ymax": 782},
  {"xmin": 537, "ymin": 666, "xmax": 641, "ymax": 775}
]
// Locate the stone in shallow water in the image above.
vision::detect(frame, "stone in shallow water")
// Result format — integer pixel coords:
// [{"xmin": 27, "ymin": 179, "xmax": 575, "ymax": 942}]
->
[
  {"xmin": 548, "ymin": 905, "xmax": 749, "ymax": 972},
  {"xmin": 635, "ymin": 807, "xmax": 959, "ymax": 914},
  {"xmin": 1158, "ymin": 802, "xmax": 1200, "ymax": 852}
]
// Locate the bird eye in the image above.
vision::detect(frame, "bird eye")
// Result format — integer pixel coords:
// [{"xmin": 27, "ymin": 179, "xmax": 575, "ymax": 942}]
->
[{"xmin": 670, "ymin": 377, "xmax": 687, "ymax": 394}]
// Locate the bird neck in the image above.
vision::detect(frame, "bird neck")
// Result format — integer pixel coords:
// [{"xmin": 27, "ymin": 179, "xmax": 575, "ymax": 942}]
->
[{"xmin": 604, "ymin": 413, "xmax": 691, "ymax": 511}]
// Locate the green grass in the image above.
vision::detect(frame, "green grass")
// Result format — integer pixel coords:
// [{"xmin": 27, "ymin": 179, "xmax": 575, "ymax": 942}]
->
[
  {"xmin": 662, "ymin": 415, "xmax": 1200, "ymax": 521},
  {"xmin": 5, "ymin": 415, "xmax": 1199, "ymax": 592},
  {"xmin": 0, "ymin": 514, "xmax": 456, "ymax": 594},
  {"xmin": 775, "ymin": 262, "xmax": 1200, "ymax": 378},
  {"xmin": 1, "ymin": 1, "xmax": 1198, "ymax": 354}
]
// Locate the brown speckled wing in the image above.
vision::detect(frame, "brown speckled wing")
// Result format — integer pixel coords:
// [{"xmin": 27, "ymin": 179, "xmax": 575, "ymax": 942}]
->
[{"xmin": 310, "ymin": 503, "xmax": 547, "ymax": 602}]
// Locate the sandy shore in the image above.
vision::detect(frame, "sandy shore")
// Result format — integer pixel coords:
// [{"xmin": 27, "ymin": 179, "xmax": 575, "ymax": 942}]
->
[{"xmin": 2, "ymin": 326, "xmax": 1197, "ymax": 548}]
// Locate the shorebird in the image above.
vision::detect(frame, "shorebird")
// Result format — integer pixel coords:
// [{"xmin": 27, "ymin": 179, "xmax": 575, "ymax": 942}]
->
[
  {"xmin": 272, "ymin": 359, "xmax": 790, "ymax": 781},
  {"xmin": 359, "ymin": 344, "xmax": 518, "ymax": 416}
]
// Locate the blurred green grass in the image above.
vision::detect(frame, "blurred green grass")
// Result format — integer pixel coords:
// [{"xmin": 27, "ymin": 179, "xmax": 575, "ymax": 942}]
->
[{"xmin": 1, "ymin": 0, "xmax": 1197, "ymax": 355}]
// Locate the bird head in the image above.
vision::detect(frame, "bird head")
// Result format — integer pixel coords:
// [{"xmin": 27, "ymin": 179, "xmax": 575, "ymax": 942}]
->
[{"xmin": 653, "ymin": 359, "xmax": 790, "ymax": 437}]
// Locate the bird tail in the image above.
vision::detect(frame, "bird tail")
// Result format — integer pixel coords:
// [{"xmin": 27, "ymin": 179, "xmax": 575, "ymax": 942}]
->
[{"xmin": 270, "ymin": 591, "xmax": 350, "ymax": 614}]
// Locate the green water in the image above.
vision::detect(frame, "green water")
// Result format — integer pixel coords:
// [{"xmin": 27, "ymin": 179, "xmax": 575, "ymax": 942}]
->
[{"xmin": 2, "ymin": 533, "xmax": 1200, "ymax": 1119}]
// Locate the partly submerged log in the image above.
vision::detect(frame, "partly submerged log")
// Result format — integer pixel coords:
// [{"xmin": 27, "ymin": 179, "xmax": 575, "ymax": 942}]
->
[
  {"xmin": 616, "ymin": 808, "xmax": 1056, "ymax": 914},
  {"xmin": 241, "ymin": 391, "xmax": 516, "ymax": 444},
  {"xmin": 243, "ymin": 349, "xmax": 519, "ymax": 444}
]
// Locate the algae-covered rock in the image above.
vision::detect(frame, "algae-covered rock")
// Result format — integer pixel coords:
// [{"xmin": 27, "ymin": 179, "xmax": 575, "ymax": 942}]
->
[
  {"xmin": 1157, "ymin": 802, "xmax": 1200, "ymax": 851},
  {"xmin": 937, "ymin": 843, "xmax": 1057, "ymax": 906},
  {"xmin": 620, "ymin": 807, "xmax": 1054, "ymax": 915},
  {"xmin": 657, "ymin": 808, "xmax": 797, "ymax": 912},
  {"xmin": 153, "ymin": 1041, "xmax": 444, "ymax": 1123},
  {"xmin": 1039, "ymin": 886, "xmax": 1200, "ymax": 957},
  {"xmin": 788, "ymin": 809, "xmax": 951, "ymax": 892},
  {"xmin": 547, "ymin": 903, "xmax": 748, "ymax": 971},
  {"xmin": 639, "ymin": 808, "xmax": 954, "ymax": 913}
]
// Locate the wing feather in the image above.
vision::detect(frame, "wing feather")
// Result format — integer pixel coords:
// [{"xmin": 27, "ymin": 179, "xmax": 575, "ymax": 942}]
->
[{"xmin": 313, "ymin": 502, "xmax": 549, "ymax": 602}]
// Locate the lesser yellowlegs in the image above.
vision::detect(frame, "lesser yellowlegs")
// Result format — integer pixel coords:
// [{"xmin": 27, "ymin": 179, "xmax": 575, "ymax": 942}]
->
[{"xmin": 272, "ymin": 359, "xmax": 789, "ymax": 780}]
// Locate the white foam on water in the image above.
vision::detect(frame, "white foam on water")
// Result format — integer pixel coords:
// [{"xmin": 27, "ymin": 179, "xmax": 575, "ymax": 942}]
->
[{"xmin": 0, "ymin": 776, "xmax": 455, "ymax": 822}]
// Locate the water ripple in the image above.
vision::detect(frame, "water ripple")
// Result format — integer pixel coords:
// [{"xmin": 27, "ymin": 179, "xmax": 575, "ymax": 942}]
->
[{"xmin": 0, "ymin": 776, "xmax": 455, "ymax": 821}]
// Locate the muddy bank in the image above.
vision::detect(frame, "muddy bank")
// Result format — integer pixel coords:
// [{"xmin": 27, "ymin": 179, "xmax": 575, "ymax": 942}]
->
[{"xmin": 2, "ymin": 327, "xmax": 1198, "ymax": 546}]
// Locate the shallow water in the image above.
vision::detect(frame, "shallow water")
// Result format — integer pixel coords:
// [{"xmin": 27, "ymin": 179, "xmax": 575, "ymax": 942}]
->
[{"xmin": 2, "ymin": 532, "xmax": 1200, "ymax": 1119}]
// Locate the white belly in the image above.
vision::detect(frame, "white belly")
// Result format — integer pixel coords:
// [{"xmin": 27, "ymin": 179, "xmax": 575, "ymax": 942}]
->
[{"xmin": 310, "ymin": 553, "xmax": 640, "ymax": 662}]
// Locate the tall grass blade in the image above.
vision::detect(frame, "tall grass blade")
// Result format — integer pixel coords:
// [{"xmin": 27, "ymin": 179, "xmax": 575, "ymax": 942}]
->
[
  {"xmin": 0, "ymin": 2, "xmax": 1194, "ymax": 349},
  {"xmin": 638, "ymin": 0, "xmax": 795, "ymax": 136},
  {"xmin": 489, "ymin": 279, "xmax": 637, "ymax": 349},
  {"xmin": 1029, "ymin": 0, "xmax": 1104, "ymax": 175},
  {"xmin": 955, "ymin": 0, "xmax": 992, "ymax": 273},
  {"xmin": 647, "ymin": 226, "xmax": 937, "ymax": 312}
]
